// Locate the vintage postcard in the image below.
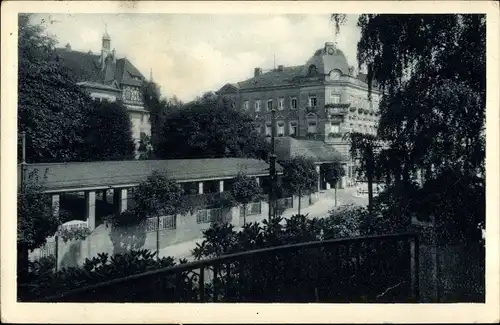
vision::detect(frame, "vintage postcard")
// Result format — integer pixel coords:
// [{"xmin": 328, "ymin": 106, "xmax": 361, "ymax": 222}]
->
[{"xmin": 1, "ymin": 0, "xmax": 499, "ymax": 323}]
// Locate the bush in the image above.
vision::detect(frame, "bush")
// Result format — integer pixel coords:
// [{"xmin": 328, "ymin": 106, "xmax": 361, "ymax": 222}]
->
[{"xmin": 19, "ymin": 249, "xmax": 180, "ymax": 301}]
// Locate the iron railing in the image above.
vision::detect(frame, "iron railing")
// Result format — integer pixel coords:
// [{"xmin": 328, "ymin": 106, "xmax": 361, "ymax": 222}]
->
[
  {"xmin": 33, "ymin": 232, "xmax": 419, "ymax": 303},
  {"xmin": 145, "ymin": 215, "xmax": 177, "ymax": 232}
]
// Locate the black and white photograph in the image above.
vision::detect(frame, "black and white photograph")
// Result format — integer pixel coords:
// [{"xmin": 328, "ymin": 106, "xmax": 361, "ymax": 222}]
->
[{"xmin": 1, "ymin": 1, "xmax": 499, "ymax": 323}]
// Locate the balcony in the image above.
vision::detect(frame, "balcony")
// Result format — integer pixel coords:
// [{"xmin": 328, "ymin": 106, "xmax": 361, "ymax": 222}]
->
[
  {"xmin": 34, "ymin": 233, "xmax": 420, "ymax": 303},
  {"xmin": 325, "ymin": 103, "xmax": 350, "ymax": 116}
]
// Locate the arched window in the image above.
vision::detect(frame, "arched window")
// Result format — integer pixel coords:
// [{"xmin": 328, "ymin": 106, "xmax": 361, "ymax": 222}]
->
[{"xmin": 308, "ymin": 65, "xmax": 317, "ymax": 76}]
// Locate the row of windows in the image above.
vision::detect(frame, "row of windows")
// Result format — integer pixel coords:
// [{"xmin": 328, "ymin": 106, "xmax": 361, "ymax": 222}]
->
[
  {"xmin": 242, "ymin": 92, "xmax": 342, "ymax": 112},
  {"xmin": 258, "ymin": 119, "xmax": 339, "ymax": 136},
  {"xmin": 258, "ymin": 120, "xmax": 376, "ymax": 137}
]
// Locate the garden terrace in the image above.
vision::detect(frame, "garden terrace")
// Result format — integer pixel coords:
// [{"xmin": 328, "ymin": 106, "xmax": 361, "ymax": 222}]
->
[{"xmin": 32, "ymin": 232, "xmax": 420, "ymax": 303}]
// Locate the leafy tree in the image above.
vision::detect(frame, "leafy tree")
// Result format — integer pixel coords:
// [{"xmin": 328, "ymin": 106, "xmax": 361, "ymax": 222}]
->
[
  {"xmin": 345, "ymin": 132, "xmax": 380, "ymax": 211},
  {"xmin": 143, "ymin": 80, "xmax": 169, "ymax": 152},
  {"xmin": 17, "ymin": 168, "xmax": 59, "ymax": 281},
  {"xmin": 322, "ymin": 160, "xmax": 345, "ymax": 206},
  {"xmin": 131, "ymin": 170, "xmax": 186, "ymax": 258},
  {"xmin": 280, "ymin": 156, "xmax": 318, "ymax": 215},
  {"xmin": 231, "ymin": 172, "xmax": 261, "ymax": 225},
  {"xmin": 18, "ymin": 14, "xmax": 93, "ymax": 163},
  {"xmin": 156, "ymin": 99, "xmax": 270, "ymax": 160},
  {"xmin": 193, "ymin": 91, "xmax": 219, "ymax": 105},
  {"xmin": 82, "ymin": 100, "xmax": 136, "ymax": 161},
  {"xmin": 331, "ymin": 14, "xmax": 485, "ymax": 243}
]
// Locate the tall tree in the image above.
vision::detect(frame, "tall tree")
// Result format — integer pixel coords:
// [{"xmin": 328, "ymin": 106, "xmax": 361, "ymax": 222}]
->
[
  {"xmin": 331, "ymin": 14, "xmax": 485, "ymax": 242},
  {"xmin": 17, "ymin": 169, "xmax": 59, "ymax": 281},
  {"xmin": 281, "ymin": 156, "xmax": 319, "ymax": 215},
  {"xmin": 132, "ymin": 170, "xmax": 185, "ymax": 259},
  {"xmin": 157, "ymin": 98, "xmax": 270, "ymax": 160},
  {"xmin": 143, "ymin": 81, "xmax": 168, "ymax": 153},
  {"xmin": 18, "ymin": 14, "xmax": 93, "ymax": 163},
  {"xmin": 231, "ymin": 172, "xmax": 261, "ymax": 225},
  {"xmin": 322, "ymin": 160, "xmax": 346, "ymax": 207},
  {"xmin": 82, "ymin": 100, "xmax": 136, "ymax": 161}
]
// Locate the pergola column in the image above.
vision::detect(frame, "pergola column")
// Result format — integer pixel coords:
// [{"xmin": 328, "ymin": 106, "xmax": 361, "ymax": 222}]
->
[
  {"xmin": 113, "ymin": 188, "xmax": 128, "ymax": 215},
  {"xmin": 198, "ymin": 182, "xmax": 204, "ymax": 194},
  {"xmin": 316, "ymin": 165, "xmax": 321, "ymax": 192},
  {"xmin": 85, "ymin": 191, "xmax": 96, "ymax": 231},
  {"xmin": 51, "ymin": 194, "xmax": 60, "ymax": 217}
]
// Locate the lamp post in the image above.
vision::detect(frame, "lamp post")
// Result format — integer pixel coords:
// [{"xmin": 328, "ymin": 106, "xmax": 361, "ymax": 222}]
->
[{"xmin": 268, "ymin": 108, "xmax": 277, "ymax": 221}]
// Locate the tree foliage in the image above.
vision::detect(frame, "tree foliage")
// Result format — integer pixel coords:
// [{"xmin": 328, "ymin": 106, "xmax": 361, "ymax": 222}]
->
[
  {"xmin": 322, "ymin": 160, "xmax": 345, "ymax": 187},
  {"xmin": 19, "ymin": 250, "xmax": 181, "ymax": 301},
  {"xmin": 82, "ymin": 100, "xmax": 136, "ymax": 161},
  {"xmin": 331, "ymin": 14, "xmax": 485, "ymax": 243},
  {"xmin": 18, "ymin": 169, "xmax": 58, "ymax": 251},
  {"xmin": 18, "ymin": 14, "xmax": 93, "ymax": 163},
  {"xmin": 280, "ymin": 156, "xmax": 318, "ymax": 214},
  {"xmin": 156, "ymin": 97, "xmax": 270, "ymax": 160},
  {"xmin": 142, "ymin": 80, "xmax": 168, "ymax": 153},
  {"xmin": 231, "ymin": 172, "xmax": 262, "ymax": 224},
  {"xmin": 131, "ymin": 170, "xmax": 186, "ymax": 220}
]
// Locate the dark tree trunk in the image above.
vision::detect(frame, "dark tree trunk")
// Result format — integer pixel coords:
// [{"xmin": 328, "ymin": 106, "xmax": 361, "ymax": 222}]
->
[
  {"xmin": 298, "ymin": 190, "xmax": 302, "ymax": 215},
  {"xmin": 17, "ymin": 242, "xmax": 30, "ymax": 283},
  {"xmin": 367, "ymin": 148, "xmax": 374, "ymax": 212},
  {"xmin": 334, "ymin": 181, "xmax": 338, "ymax": 207}
]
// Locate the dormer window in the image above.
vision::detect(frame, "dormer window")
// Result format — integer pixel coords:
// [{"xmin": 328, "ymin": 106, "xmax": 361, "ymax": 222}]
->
[{"xmin": 308, "ymin": 65, "xmax": 317, "ymax": 76}]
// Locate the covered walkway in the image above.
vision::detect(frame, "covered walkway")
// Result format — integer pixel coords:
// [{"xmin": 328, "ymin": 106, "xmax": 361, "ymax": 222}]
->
[{"xmin": 18, "ymin": 158, "xmax": 282, "ymax": 231}]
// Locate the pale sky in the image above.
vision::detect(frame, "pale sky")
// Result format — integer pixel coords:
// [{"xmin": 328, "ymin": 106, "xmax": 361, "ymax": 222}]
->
[{"xmin": 30, "ymin": 14, "xmax": 361, "ymax": 102}]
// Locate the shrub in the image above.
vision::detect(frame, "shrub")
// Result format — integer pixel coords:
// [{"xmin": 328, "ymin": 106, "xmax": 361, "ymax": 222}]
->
[{"xmin": 19, "ymin": 249, "xmax": 179, "ymax": 301}]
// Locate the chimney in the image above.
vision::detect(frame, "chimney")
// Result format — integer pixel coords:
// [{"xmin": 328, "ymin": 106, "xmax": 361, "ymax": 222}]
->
[
  {"xmin": 277, "ymin": 65, "xmax": 284, "ymax": 72},
  {"xmin": 254, "ymin": 67, "xmax": 262, "ymax": 77},
  {"xmin": 65, "ymin": 43, "xmax": 71, "ymax": 51}
]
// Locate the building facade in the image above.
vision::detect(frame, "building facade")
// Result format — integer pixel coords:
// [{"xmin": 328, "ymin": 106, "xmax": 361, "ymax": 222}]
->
[
  {"xmin": 55, "ymin": 28, "xmax": 151, "ymax": 155},
  {"xmin": 217, "ymin": 42, "xmax": 382, "ymax": 184}
]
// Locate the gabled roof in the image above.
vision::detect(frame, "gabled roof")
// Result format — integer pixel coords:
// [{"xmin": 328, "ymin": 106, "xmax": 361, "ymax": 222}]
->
[
  {"xmin": 55, "ymin": 48, "xmax": 103, "ymax": 83},
  {"xmin": 234, "ymin": 65, "xmax": 304, "ymax": 91},
  {"xmin": 116, "ymin": 58, "xmax": 145, "ymax": 86},
  {"xmin": 19, "ymin": 158, "xmax": 283, "ymax": 193},
  {"xmin": 55, "ymin": 48, "xmax": 145, "ymax": 88},
  {"xmin": 274, "ymin": 137, "xmax": 342, "ymax": 163}
]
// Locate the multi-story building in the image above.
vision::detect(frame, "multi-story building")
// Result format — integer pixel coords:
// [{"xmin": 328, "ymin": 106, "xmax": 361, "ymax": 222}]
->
[
  {"xmin": 55, "ymin": 28, "xmax": 151, "ymax": 155},
  {"xmin": 217, "ymin": 42, "xmax": 381, "ymax": 186}
]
